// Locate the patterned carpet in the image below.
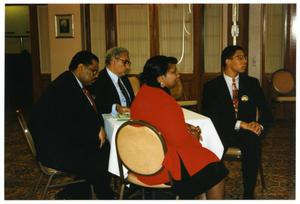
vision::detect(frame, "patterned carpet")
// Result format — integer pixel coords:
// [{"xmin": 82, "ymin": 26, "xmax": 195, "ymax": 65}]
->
[{"xmin": 4, "ymin": 108, "xmax": 295, "ymax": 200}]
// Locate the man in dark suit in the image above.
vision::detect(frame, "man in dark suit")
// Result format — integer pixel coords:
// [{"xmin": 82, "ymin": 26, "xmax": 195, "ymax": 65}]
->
[
  {"xmin": 202, "ymin": 45, "xmax": 273, "ymax": 199},
  {"xmin": 29, "ymin": 51, "xmax": 114, "ymax": 199},
  {"xmin": 91, "ymin": 47, "xmax": 135, "ymax": 116}
]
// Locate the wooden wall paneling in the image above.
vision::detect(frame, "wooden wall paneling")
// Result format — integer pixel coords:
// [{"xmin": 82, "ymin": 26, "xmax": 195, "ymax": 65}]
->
[
  {"xmin": 29, "ymin": 5, "xmax": 42, "ymax": 102},
  {"xmin": 149, "ymin": 4, "xmax": 159, "ymax": 57},
  {"xmin": 105, "ymin": 4, "xmax": 117, "ymax": 49},
  {"xmin": 81, "ymin": 4, "xmax": 91, "ymax": 51},
  {"xmin": 227, "ymin": 4, "xmax": 249, "ymax": 52},
  {"xmin": 284, "ymin": 4, "xmax": 296, "ymax": 76}
]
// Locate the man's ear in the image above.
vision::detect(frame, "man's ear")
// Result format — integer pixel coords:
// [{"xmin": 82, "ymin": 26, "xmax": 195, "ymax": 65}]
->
[
  {"xmin": 225, "ymin": 59, "xmax": 231, "ymax": 66},
  {"xmin": 77, "ymin": 63, "xmax": 85, "ymax": 71}
]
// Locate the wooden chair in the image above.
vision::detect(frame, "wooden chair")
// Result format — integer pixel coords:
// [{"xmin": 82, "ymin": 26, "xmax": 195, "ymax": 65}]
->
[
  {"xmin": 16, "ymin": 109, "xmax": 95, "ymax": 199},
  {"xmin": 271, "ymin": 69, "xmax": 295, "ymax": 102},
  {"xmin": 170, "ymin": 78, "xmax": 198, "ymax": 107},
  {"xmin": 115, "ymin": 120, "xmax": 179, "ymax": 200},
  {"xmin": 128, "ymin": 76, "xmax": 141, "ymax": 96}
]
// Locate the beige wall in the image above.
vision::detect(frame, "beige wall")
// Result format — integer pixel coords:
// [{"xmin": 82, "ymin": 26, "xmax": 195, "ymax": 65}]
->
[
  {"xmin": 5, "ymin": 6, "xmax": 31, "ymax": 53},
  {"xmin": 248, "ymin": 4, "xmax": 263, "ymax": 82},
  {"xmin": 48, "ymin": 4, "xmax": 82, "ymax": 79}
]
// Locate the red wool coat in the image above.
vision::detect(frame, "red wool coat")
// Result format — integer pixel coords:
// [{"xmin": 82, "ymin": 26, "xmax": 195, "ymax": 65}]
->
[{"xmin": 131, "ymin": 85, "xmax": 220, "ymax": 185}]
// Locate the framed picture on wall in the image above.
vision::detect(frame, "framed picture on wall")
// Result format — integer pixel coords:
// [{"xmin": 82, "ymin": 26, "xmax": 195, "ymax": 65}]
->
[{"xmin": 55, "ymin": 14, "xmax": 74, "ymax": 38}]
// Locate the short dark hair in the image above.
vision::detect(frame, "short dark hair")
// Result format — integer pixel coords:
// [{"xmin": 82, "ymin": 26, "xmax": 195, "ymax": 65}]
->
[
  {"xmin": 139, "ymin": 55, "xmax": 170, "ymax": 88},
  {"xmin": 167, "ymin": 56, "xmax": 178, "ymax": 64},
  {"xmin": 68, "ymin": 50, "xmax": 99, "ymax": 71},
  {"xmin": 221, "ymin": 45, "xmax": 244, "ymax": 68}
]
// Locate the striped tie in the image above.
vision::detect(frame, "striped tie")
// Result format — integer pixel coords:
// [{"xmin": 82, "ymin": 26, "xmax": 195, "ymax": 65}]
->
[
  {"xmin": 118, "ymin": 78, "xmax": 131, "ymax": 107},
  {"xmin": 82, "ymin": 88, "xmax": 98, "ymax": 113}
]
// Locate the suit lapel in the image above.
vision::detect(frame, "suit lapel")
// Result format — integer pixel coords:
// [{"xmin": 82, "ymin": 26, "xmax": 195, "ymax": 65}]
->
[
  {"xmin": 237, "ymin": 74, "xmax": 248, "ymax": 118},
  {"xmin": 103, "ymin": 68, "xmax": 121, "ymax": 104}
]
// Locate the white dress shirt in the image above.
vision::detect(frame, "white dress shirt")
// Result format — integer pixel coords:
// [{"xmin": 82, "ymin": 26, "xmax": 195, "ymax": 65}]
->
[{"xmin": 106, "ymin": 68, "xmax": 130, "ymax": 117}]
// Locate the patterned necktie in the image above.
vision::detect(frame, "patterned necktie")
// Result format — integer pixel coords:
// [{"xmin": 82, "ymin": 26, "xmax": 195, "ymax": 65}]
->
[
  {"xmin": 232, "ymin": 78, "xmax": 239, "ymax": 116},
  {"xmin": 82, "ymin": 88, "xmax": 98, "ymax": 113},
  {"xmin": 118, "ymin": 78, "xmax": 131, "ymax": 107}
]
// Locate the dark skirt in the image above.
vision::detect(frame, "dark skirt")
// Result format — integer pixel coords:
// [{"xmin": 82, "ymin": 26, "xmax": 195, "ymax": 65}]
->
[{"xmin": 172, "ymin": 159, "xmax": 228, "ymax": 199}]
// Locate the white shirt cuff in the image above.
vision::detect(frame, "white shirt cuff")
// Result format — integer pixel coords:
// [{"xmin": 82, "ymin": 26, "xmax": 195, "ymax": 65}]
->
[
  {"xmin": 235, "ymin": 120, "xmax": 241, "ymax": 131},
  {"xmin": 111, "ymin": 104, "xmax": 118, "ymax": 117}
]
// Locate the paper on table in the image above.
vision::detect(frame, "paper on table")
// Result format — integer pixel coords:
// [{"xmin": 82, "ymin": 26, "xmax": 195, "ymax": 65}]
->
[{"xmin": 116, "ymin": 113, "xmax": 130, "ymax": 121}]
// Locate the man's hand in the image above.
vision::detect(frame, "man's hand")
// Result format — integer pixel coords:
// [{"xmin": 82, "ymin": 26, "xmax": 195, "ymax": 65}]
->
[
  {"xmin": 98, "ymin": 126, "xmax": 106, "ymax": 148},
  {"xmin": 240, "ymin": 121, "xmax": 262, "ymax": 136},
  {"xmin": 186, "ymin": 123, "xmax": 202, "ymax": 141},
  {"xmin": 116, "ymin": 104, "xmax": 131, "ymax": 114}
]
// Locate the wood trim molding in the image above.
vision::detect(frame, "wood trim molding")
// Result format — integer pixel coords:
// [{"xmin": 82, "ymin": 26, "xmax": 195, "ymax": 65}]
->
[
  {"xmin": 81, "ymin": 4, "xmax": 91, "ymax": 51},
  {"xmin": 105, "ymin": 4, "xmax": 117, "ymax": 49},
  {"xmin": 284, "ymin": 4, "xmax": 296, "ymax": 75},
  {"xmin": 227, "ymin": 4, "xmax": 249, "ymax": 51},
  {"xmin": 29, "ymin": 5, "xmax": 42, "ymax": 102},
  {"xmin": 149, "ymin": 4, "xmax": 159, "ymax": 56}
]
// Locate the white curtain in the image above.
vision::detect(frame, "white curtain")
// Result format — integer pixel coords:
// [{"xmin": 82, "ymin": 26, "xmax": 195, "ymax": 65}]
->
[
  {"xmin": 90, "ymin": 4, "xmax": 106, "ymax": 69},
  {"xmin": 204, "ymin": 4, "xmax": 223, "ymax": 73},
  {"xmin": 265, "ymin": 4, "xmax": 285, "ymax": 73},
  {"xmin": 116, "ymin": 5, "xmax": 150, "ymax": 74},
  {"xmin": 159, "ymin": 4, "xmax": 194, "ymax": 73}
]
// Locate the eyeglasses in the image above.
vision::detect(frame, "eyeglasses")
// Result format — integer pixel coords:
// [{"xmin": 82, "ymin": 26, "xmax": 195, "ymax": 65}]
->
[
  {"xmin": 232, "ymin": 55, "xmax": 248, "ymax": 61},
  {"xmin": 116, "ymin": 58, "xmax": 131, "ymax": 66},
  {"xmin": 86, "ymin": 66, "xmax": 99, "ymax": 76}
]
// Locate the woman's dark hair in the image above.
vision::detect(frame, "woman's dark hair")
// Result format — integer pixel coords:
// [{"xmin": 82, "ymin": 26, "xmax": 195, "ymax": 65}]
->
[
  {"xmin": 221, "ymin": 45, "xmax": 244, "ymax": 68},
  {"xmin": 167, "ymin": 56, "xmax": 178, "ymax": 64},
  {"xmin": 139, "ymin": 55, "xmax": 170, "ymax": 88},
  {"xmin": 69, "ymin": 50, "xmax": 99, "ymax": 71}
]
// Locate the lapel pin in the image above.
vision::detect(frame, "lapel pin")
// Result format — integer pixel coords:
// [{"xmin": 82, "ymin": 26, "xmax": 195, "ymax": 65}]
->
[{"xmin": 241, "ymin": 95, "xmax": 249, "ymax": 102}]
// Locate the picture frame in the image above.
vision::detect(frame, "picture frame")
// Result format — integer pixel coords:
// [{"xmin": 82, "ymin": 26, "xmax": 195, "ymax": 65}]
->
[{"xmin": 55, "ymin": 14, "xmax": 74, "ymax": 38}]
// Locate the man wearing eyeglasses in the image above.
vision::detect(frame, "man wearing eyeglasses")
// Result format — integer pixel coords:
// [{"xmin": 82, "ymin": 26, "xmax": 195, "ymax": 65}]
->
[
  {"xmin": 29, "ymin": 51, "xmax": 114, "ymax": 199},
  {"xmin": 91, "ymin": 46, "xmax": 135, "ymax": 116},
  {"xmin": 202, "ymin": 45, "xmax": 273, "ymax": 199}
]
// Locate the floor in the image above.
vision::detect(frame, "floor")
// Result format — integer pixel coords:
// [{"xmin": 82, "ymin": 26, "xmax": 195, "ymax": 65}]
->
[{"xmin": 4, "ymin": 108, "xmax": 295, "ymax": 200}]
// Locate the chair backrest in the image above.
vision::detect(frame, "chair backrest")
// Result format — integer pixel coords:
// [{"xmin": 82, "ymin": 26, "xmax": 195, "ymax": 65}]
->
[
  {"xmin": 16, "ymin": 109, "xmax": 37, "ymax": 157},
  {"xmin": 128, "ymin": 76, "xmax": 140, "ymax": 96},
  {"xmin": 170, "ymin": 78, "xmax": 184, "ymax": 100},
  {"xmin": 116, "ymin": 120, "xmax": 166, "ymax": 176},
  {"xmin": 271, "ymin": 69, "xmax": 295, "ymax": 95}
]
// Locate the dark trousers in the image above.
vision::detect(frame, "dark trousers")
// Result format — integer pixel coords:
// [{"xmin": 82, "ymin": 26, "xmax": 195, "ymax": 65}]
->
[
  {"xmin": 225, "ymin": 130, "xmax": 261, "ymax": 199},
  {"xmin": 58, "ymin": 141, "xmax": 114, "ymax": 199}
]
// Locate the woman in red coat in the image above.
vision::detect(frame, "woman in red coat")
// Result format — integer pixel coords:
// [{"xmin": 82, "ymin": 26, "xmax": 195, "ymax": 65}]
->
[{"xmin": 130, "ymin": 56, "xmax": 228, "ymax": 199}]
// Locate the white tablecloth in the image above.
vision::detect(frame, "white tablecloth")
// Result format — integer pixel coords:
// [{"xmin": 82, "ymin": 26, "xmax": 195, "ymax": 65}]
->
[{"xmin": 102, "ymin": 108, "xmax": 224, "ymax": 177}]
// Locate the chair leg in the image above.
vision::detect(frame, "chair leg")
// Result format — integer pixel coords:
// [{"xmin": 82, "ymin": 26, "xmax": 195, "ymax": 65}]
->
[
  {"xmin": 27, "ymin": 173, "xmax": 43, "ymax": 199},
  {"xmin": 119, "ymin": 184, "xmax": 125, "ymax": 200},
  {"xmin": 141, "ymin": 188, "xmax": 145, "ymax": 199},
  {"xmin": 90, "ymin": 184, "xmax": 97, "ymax": 199},
  {"xmin": 41, "ymin": 175, "xmax": 54, "ymax": 199}
]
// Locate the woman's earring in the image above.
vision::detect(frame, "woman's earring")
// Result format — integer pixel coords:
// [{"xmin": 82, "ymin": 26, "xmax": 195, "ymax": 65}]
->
[{"xmin": 160, "ymin": 81, "xmax": 165, "ymax": 87}]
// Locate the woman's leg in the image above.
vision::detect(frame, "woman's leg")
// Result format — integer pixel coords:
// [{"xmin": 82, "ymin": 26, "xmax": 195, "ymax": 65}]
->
[{"xmin": 205, "ymin": 179, "xmax": 225, "ymax": 199}]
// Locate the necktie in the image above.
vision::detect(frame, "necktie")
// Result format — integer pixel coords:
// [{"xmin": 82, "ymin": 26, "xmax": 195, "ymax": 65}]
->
[
  {"xmin": 232, "ymin": 78, "xmax": 239, "ymax": 116},
  {"xmin": 118, "ymin": 78, "xmax": 131, "ymax": 107},
  {"xmin": 82, "ymin": 88, "xmax": 98, "ymax": 113}
]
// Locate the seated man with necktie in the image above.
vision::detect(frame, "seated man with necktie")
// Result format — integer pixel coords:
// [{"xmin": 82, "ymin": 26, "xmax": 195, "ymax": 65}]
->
[
  {"xmin": 28, "ymin": 50, "xmax": 114, "ymax": 199},
  {"xmin": 91, "ymin": 46, "xmax": 135, "ymax": 116},
  {"xmin": 202, "ymin": 45, "xmax": 273, "ymax": 199}
]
